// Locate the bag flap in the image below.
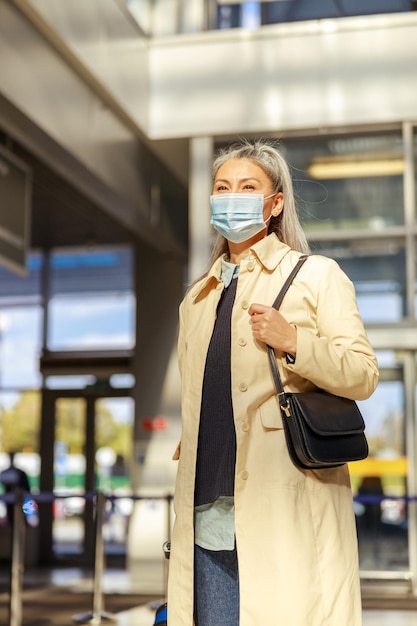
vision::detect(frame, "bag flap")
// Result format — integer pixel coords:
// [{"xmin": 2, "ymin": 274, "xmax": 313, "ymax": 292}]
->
[{"xmin": 288, "ymin": 391, "xmax": 365, "ymax": 436}]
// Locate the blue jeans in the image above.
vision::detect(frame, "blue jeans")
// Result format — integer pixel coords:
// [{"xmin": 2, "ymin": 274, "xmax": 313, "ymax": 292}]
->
[{"xmin": 194, "ymin": 545, "xmax": 240, "ymax": 626}]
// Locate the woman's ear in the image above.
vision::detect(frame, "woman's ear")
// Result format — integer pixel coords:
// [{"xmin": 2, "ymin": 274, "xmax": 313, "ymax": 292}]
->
[{"xmin": 272, "ymin": 192, "xmax": 284, "ymax": 217}]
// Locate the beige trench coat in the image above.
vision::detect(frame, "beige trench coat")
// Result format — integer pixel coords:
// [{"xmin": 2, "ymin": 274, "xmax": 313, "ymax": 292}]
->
[{"xmin": 168, "ymin": 234, "xmax": 379, "ymax": 626}]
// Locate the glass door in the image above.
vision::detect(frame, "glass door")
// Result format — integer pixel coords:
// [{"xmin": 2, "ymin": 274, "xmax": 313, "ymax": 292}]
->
[
  {"xmin": 49, "ymin": 390, "xmax": 134, "ymax": 562},
  {"xmin": 53, "ymin": 396, "xmax": 87, "ymax": 557},
  {"xmin": 94, "ymin": 396, "xmax": 134, "ymax": 556}
]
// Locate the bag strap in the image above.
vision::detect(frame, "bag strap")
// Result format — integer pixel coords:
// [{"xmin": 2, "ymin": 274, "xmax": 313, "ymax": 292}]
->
[{"xmin": 267, "ymin": 255, "xmax": 308, "ymax": 415}]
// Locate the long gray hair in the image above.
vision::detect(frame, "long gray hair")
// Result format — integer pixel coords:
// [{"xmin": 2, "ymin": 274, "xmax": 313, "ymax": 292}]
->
[{"xmin": 207, "ymin": 139, "xmax": 310, "ymax": 266}]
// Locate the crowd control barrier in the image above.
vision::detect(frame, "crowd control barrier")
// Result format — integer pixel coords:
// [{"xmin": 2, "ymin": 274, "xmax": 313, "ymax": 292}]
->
[
  {"xmin": 72, "ymin": 491, "xmax": 117, "ymax": 624},
  {"xmin": 0, "ymin": 490, "xmax": 173, "ymax": 626},
  {"xmin": 1, "ymin": 489, "xmax": 410, "ymax": 625},
  {"xmin": 9, "ymin": 490, "xmax": 25, "ymax": 626}
]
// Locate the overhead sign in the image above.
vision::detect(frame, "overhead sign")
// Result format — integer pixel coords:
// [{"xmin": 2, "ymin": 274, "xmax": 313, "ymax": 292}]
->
[{"xmin": 0, "ymin": 145, "xmax": 32, "ymax": 276}]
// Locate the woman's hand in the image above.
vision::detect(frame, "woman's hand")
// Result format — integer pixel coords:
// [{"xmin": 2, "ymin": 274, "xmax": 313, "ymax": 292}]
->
[{"xmin": 249, "ymin": 303, "xmax": 297, "ymax": 355}]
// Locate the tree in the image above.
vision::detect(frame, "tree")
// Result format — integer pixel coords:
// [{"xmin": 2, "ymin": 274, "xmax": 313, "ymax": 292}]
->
[
  {"xmin": 1, "ymin": 390, "xmax": 40, "ymax": 452},
  {"xmin": 1, "ymin": 391, "xmax": 132, "ymax": 461}
]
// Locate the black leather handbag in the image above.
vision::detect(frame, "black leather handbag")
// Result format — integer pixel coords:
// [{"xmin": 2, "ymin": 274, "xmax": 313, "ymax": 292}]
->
[{"xmin": 267, "ymin": 255, "xmax": 368, "ymax": 470}]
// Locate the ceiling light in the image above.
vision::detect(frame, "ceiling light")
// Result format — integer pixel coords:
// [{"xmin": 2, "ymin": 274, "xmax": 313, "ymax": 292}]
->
[{"xmin": 307, "ymin": 154, "xmax": 405, "ymax": 179}]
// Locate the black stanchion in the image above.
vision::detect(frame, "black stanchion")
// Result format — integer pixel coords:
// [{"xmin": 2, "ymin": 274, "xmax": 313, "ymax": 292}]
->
[
  {"xmin": 163, "ymin": 494, "xmax": 172, "ymax": 598},
  {"xmin": 8, "ymin": 489, "xmax": 26, "ymax": 626},
  {"xmin": 72, "ymin": 492, "xmax": 116, "ymax": 624}
]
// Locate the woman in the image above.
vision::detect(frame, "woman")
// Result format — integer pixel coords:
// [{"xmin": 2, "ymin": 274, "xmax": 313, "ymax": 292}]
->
[{"xmin": 167, "ymin": 139, "xmax": 379, "ymax": 626}]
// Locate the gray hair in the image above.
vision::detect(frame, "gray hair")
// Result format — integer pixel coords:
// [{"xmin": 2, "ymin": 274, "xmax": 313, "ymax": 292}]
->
[{"xmin": 209, "ymin": 139, "xmax": 310, "ymax": 264}]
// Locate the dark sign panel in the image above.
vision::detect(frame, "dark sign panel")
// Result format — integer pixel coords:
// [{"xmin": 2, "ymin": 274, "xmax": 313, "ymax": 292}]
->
[{"xmin": 0, "ymin": 146, "xmax": 32, "ymax": 276}]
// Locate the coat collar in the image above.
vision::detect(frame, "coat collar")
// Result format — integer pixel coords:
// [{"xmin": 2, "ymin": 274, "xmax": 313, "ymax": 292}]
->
[{"xmin": 190, "ymin": 235, "xmax": 292, "ymax": 302}]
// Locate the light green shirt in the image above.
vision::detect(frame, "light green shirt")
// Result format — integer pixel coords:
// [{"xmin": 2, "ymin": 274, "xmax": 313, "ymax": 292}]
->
[
  {"xmin": 194, "ymin": 257, "xmax": 239, "ymax": 551},
  {"xmin": 194, "ymin": 496, "xmax": 235, "ymax": 550}
]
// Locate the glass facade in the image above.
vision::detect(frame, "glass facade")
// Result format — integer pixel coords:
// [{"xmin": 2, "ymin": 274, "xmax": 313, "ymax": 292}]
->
[
  {"xmin": 216, "ymin": 123, "xmax": 416, "ymax": 582},
  {"xmin": 286, "ymin": 133, "xmax": 404, "ymax": 232},
  {"xmin": 124, "ymin": 0, "xmax": 417, "ymax": 33},
  {"xmin": 312, "ymin": 239, "xmax": 406, "ymax": 323},
  {"xmin": 218, "ymin": 0, "xmax": 417, "ymax": 30},
  {"xmin": 0, "ymin": 245, "xmax": 135, "ymax": 531},
  {"xmin": 354, "ymin": 350, "xmax": 408, "ymax": 573}
]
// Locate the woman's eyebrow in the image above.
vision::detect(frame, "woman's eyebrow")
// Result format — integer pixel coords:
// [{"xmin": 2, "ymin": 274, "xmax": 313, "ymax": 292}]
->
[{"xmin": 214, "ymin": 177, "xmax": 261, "ymax": 184}]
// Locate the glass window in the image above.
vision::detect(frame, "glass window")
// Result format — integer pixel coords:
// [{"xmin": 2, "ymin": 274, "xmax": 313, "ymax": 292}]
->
[
  {"xmin": 0, "ymin": 253, "xmax": 43, "ymax": 389},
  {"xmin": 0, "ymin": 252, "xmax": 42, "ymax": 303},
  {"xmin": 310, "ymin": 239, "xmax": 406, "ymax": 322},
  {"xmin": 260, "ymin": 0, "xmax": 414, "ymax": 27},
  {"xmin": 218, "ymin": 4, "xmax": 241, "ymax": 28},
  {"xmin": 0, "ymin": 305, "xmax": 43, "ymax": 388},
  {"xmin": 284, "ymin": 133, "xmax": 404, "ymax": 233},
  {"xmin": 352, "ymin": 351, "xmax": 408, "ymax": 572},
  {"xmin": 48, "ymin": 247, "xmax": 135, "ymax": 351}
]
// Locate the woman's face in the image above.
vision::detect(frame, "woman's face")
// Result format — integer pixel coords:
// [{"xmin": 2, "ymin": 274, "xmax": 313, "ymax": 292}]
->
[{"xmin": 213, "ymin": 158, "xmax": 283, "ymax": 223}]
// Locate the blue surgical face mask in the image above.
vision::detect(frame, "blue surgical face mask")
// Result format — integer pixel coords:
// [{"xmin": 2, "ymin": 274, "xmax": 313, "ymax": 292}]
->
[{"xmin": 210, "ymin": 193, "xmax": 276, "ymax": 243}]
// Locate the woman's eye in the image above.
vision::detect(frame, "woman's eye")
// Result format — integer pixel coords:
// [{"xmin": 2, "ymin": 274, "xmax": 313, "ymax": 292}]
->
[
  {"xmin": 243, "ymin": 184, "xmax": 256, "ymax": 190},
  {"xmin": 215, "ymin": 185, "xmax": 228, "ymax": 192}
]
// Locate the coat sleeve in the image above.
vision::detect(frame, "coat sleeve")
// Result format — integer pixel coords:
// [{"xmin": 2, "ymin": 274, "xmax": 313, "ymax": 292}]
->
[{"xmin": 288, "ymin": 256, "xmax": 379, "ymax": 400}]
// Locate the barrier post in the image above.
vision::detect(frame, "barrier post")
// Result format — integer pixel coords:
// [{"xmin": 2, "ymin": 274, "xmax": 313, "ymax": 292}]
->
[
  {"xmin": 9, "ymin": 489, "xmax": 26, "ymax": 626},
  {"xmin": 163, "ymin": 495, "xmax": 172, "ymax": 596},
  {"xmin": 72, "ymin": 492, "xmax": 116, "ymax": 624}
]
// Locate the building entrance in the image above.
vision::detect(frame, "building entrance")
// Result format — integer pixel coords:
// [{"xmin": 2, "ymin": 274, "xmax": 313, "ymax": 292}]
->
[{"xmin": 38, "ymin": 387, "xmax": 134, "ymax": 565}]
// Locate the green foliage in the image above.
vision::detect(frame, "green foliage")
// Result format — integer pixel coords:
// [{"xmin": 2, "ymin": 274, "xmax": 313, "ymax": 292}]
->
[
  {"xmin": 1, "ymin": 390, "xmax": 40, "ymax": 452},
  {"xmin": 1, "ymin": 391, "xmax": 133, "ymax": 461}
]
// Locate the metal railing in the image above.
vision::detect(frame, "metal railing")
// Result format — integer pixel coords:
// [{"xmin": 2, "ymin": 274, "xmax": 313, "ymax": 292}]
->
[{"xmin": 0, "ymin": 490, "xmax": 173, "ymax": 626}]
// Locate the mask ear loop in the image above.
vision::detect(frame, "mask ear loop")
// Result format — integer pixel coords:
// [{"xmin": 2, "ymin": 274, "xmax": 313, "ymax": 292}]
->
[{"xmin": 264, "ymin": 192, "xmax": 279, "ymax": 224}]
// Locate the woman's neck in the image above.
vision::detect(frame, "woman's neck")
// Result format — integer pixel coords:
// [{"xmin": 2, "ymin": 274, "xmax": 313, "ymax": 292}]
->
[{"xmin": 228, "ymin": 230, "xmax": 267, "ymax": 264}]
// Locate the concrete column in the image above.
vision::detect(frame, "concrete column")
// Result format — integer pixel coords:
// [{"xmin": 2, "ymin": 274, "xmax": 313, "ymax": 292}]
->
[
  {"xmin": 152, "ymin": 0, "xmax": 208, "ymax": 35},
  {"xmin": 151, "ymin": 0, "xmax": 180, "ymax": 36},
  {"xmin": 180, "ymin": 0, "xmax": 208, "ymax": 33},
  {"xmin": 127, "ymin": 242, "xmax": 184, "ymax": 584},
  {"xmin": 188, "ymin": 136, "xmax": 214, "ymax": 283},
  {"xmin": 131, "ymin": 242, "xmax": 184, "ymax": 489}
]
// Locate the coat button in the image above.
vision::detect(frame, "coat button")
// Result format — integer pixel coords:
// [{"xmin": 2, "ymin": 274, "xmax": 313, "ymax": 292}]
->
[
  {"xmin": 241, "ymin": 470, "xmax": 249, "ymax": 480},
  {"xmin": 239, "ymin": 382, "xmax": 248, "ymax": 392},
  {"xmin": 247, "ymin": 261, "xmax": 255, "ymax": 271},
  {"xmin": 241, "ymin": 300, "xmax": 249, "ymax": 310},
  {"xmin": 241, "ymin": 422, "xmax": 249, "ymax": 432},
  {"xmin": 238, "ymin": 337, "xmax": 247, "ymax": 346}
]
